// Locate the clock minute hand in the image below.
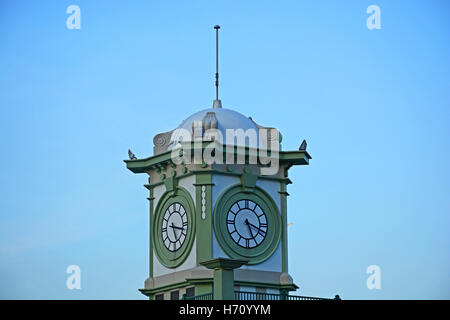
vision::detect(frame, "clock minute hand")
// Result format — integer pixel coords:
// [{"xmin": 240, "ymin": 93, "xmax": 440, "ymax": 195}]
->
[{"xmin": 244, "ymin": 219, "xmax": 254, "ymax": 238}]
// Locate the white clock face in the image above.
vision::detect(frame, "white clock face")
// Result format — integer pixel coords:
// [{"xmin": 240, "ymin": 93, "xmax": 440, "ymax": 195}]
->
[
  {"xmin": 226, "ymin": 199, "xmax": 268, "ymax": 248},
  {"xmin": 161, "ymin": 202, "xmax": 188, "ymax": 252}
]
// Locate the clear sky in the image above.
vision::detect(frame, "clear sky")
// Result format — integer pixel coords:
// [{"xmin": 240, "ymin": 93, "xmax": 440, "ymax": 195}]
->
[{"xmin": 0, "ymin": 0, "xmax": 449, "ymax": 299}]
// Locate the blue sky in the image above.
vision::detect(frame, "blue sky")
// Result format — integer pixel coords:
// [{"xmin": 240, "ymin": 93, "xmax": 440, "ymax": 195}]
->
[{"xmin": 0, "ymin": 0, "xmax": 449, "ymax": 299}]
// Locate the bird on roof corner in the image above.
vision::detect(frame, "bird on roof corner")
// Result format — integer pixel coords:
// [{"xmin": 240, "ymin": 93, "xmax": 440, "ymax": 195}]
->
[
  {"xmin": 299, "ymin": 139, "xmax": 307, "ymax": 151},
  {"xmin": 128, "ymin": 149, "xmax": 137, "ymax": 160}
]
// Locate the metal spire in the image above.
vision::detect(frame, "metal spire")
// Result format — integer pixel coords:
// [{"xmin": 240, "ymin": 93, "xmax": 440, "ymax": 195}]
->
[{"xmin": 213, "ymin": 25, "xmax": 222, "ymax": 108}]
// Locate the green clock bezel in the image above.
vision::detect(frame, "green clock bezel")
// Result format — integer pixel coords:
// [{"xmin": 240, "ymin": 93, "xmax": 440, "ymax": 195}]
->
[
  {"xmin": 213, "ymin": 185, "xmax": 281, "ymax": 265},
  {"xmin": 153, "ymin": 187, "xmax": 196, "ymax": 268}
]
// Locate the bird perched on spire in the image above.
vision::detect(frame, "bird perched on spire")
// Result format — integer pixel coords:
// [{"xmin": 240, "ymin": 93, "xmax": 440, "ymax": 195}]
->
[
  {"xmin": 299, "ymin": 139, "xmax": 307, "ymax": 151},
  {"xmin": 128, "ymin": 149, "xmax": 137, "ymax": 160}
]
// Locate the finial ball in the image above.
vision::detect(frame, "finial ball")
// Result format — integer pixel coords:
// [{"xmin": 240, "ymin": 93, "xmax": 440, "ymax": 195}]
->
[{"xmin": 214, "ymin": 25, "xmax": 221, "ymax": 29}]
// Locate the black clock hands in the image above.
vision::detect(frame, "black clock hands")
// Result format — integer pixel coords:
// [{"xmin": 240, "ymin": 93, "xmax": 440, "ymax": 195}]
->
[
  {"xmin": 162, "ymin": 202, "xmax": 189, "ymax": 252},
  {"xmin": 170, "ymin": 223, "xmax": 184, "ymax": 231},
  {"xmin": 244, "ymin": 219, "xmax": 254, "ymax": 238},
  {"xmin": 226, "ymin": 199, "xmax": 268, "ymax": 249},
  {"xmin": 170, "ymin": 223, "xmax": 184, "ymax": 240},
  {"xmin": 246, "ymin": 221, "xmax": 266, "ymax": 236}
]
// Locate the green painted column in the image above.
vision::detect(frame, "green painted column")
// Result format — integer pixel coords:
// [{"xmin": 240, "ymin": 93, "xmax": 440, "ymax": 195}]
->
[
  {"xmin": 214, "ymin": 269, "xmax": 234, "ymax": 300},
  {"xmin": 200, "ymin": 258, "xmax": 248, "ymax": 300},
  {"xmin": 147, "ymin": 186, "xmax": 155, "ymax": 278},
  {"xmin": 279, "ymin": 182, "xmax": 289, "ymax": 273},
  {"xmin": 195, "ymin": 173, "xmax": 213, "ymax": 264}
]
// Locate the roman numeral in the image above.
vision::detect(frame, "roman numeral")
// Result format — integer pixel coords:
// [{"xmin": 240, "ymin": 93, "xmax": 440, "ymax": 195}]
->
[{"xmin": 227, "ymin": 219, "xmax": 235, "ymax": 224}]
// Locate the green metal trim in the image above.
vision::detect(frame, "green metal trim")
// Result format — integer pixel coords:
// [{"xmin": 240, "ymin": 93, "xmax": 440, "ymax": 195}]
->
[
  {"xmin": 125, "ymin": 150, "xmax": 174, "ymax": 173},
  {"xmin": 144, "ymin": 170, "xmax": 292, "ymax": 190},
  {"xmin": 140, "ymin": 279, "xmax": 215, "ymax": 298},
  {"xmin": 140, "ymin": 278, "xmax": 297, "ymax": 298},
  {"xmin": 185, "ymin": 277, "xmax": 213, "ymax": 285},
  {"xmin": 193, "ymin": 283, "xmax": 213, "ymax": 296},
  {"xmin": 234, "ymin": 291, "xmax": 330, "ymax": 300},
  {"xmin": 280, "ymin": 182, "xmax": 288, "ymax": 273},
  {"xmin": 213, "ymin": 185, "xmax": 282, "ymax": 265},
  {"xmin": 139, "ymin": 280, "xmax": 191, "ymax": 296},
  {"xmin": 144, "ymin": 181, "xmax": 164, "ymax": 189},
  {"xmin": 193, "ymin": 169, "xmax": 241, "ymax": 178},
  {"xmin": 163, "ymin": 175, "xmax": 178, "ymax": 193},
  {"xmin": 193, "ymin": 169, "xmax": 291, "ymax": 184},
  {"xmin": 234, "ymin": 280, "xmax": 298, "ymax": 291},
  {"xmin": 195, "ymin": 172, "xmax": 214, "ymax": 185},
  {"xmin": 152, "ymin": 187, "xmax": 196, "ymax": 268},
  {"xmin": 182, "ymin": 292, "xmax": 214, "ymax": 300},
  {"xmin": 279, "ymin": 150, "xmax": 311, "ymax": 164},
  {"xmin": 124, "ymin": 149, "xmax": 310, "ymax": 174},
  {"xmin": 240, "ymin": 170, "xmax": 258, "ymax": 192},
  {"xmin": 148, "ymin": 188, "xmax": 154, "ymax": 278},
  {"xmin": 200, "ymin": 258, "xmax": 248, "ymax": 270},
  {"xmin": 145, "ymin": 171, "xmax": 196, "ymax": 190}
]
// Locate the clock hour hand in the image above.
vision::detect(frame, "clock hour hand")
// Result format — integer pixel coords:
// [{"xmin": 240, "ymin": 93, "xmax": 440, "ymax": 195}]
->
[{"xmin": 244, "ymin": 219, "xmax": 254, "ymax": 238}]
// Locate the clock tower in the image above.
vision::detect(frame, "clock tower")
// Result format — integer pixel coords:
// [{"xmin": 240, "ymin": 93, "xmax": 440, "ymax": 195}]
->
[
  {"xmin": 125, "ymin": 104, "xmax": 310, "ymax": 299},
  {"xmin": 124, "ymin": 26, "xmax": 311, "ymax": 300}
]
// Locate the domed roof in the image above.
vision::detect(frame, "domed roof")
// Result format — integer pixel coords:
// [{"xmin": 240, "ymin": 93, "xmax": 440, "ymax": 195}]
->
[
  {"xmin": 178, "ymin": 107, "xmax": 257, "ymax": 133},
  {"xmin": 168, "ymin": 107, "xmax": 262, "ymax": 150},
  {"xmin": 151, "ymin": 104, "xmax": 280, "ymax": 155}
]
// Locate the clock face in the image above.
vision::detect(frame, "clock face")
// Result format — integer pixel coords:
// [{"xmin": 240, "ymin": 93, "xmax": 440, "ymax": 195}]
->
[
  {"xmin": 161, "ymin": 202, "xmax": 188, "ymax": 252},
  {"xmin": 226, "ymin": 199, "xmax": 268, "ymax": 248}
]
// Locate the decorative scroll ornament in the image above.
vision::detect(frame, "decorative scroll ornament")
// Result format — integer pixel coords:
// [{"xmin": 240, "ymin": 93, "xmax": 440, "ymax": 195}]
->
[{"xmin": 153, "ymin": 130, "xmax": 173, "ymax": 155}]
